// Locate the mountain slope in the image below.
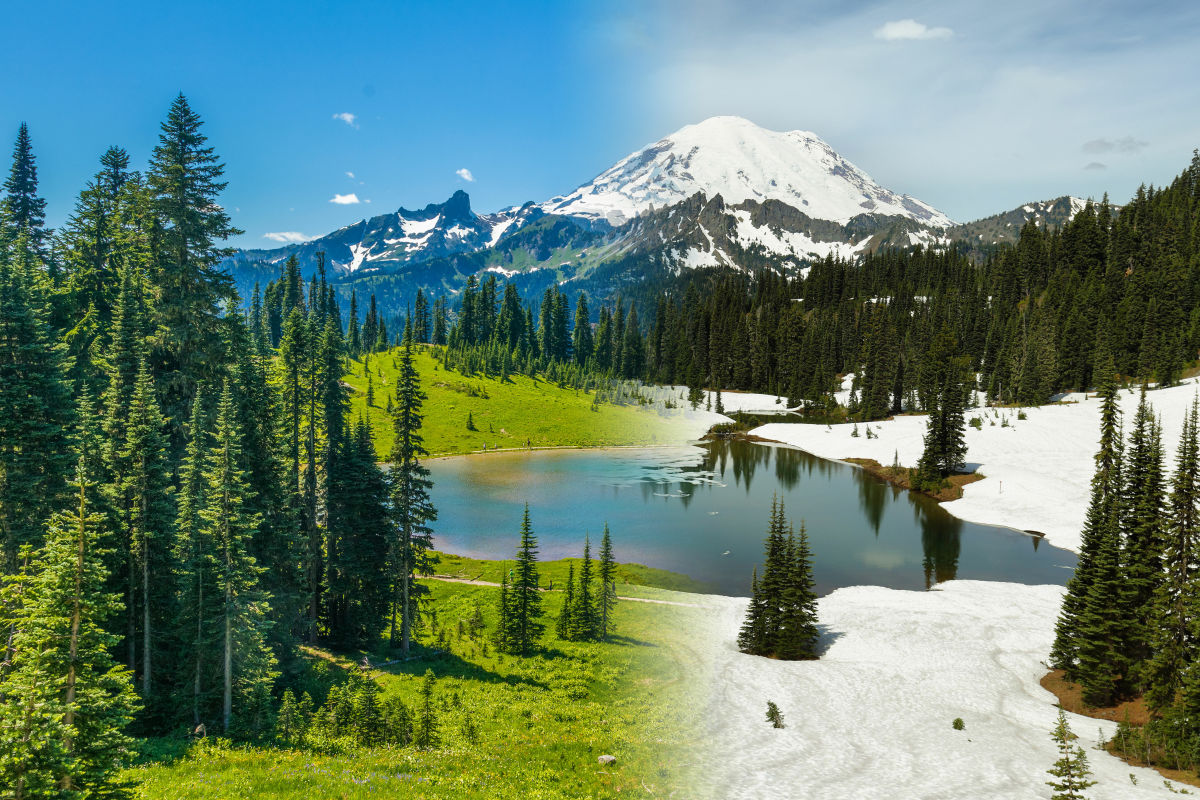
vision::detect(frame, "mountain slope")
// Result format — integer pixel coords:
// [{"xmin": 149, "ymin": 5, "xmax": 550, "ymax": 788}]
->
[
  {"xmin": 540, "ymin": 116, "xmax": 954, "ymax": 228},
  {"xmin": 948, "ymin": 196, "xmax": 1089, "ymax": 247},
  {"xmin": 226, "ymin": 190, "xmax": 543, "ymax": 279}
]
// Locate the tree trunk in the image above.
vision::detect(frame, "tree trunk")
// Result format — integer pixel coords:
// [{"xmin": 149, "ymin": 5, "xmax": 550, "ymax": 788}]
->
[
  {"xmin": 60, "ymin": 489, "xmax": 86, "ymax": 791},
  {"xmin": 142, "ymin": 535, "xmax": 151, "ymax": 699},
  {"xmin": 400, "ymin": 529, "xmax": 410, "ymax": 655},
  {"xmin": 224, "ymin": 542, "xmax": 232, "ymax": 734}
]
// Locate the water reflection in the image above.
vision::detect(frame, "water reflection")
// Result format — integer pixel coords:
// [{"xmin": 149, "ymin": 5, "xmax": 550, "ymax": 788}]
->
[{"xmin": 426, "ymin": 439, "xmax": 1077, "ymax": 596}]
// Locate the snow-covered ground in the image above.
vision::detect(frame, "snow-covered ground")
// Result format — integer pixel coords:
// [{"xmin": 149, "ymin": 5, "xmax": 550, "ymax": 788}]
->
[
  {"xmin": 692, "ymin": 581, "xmax": 1186, "ymax": 799},
  {"xmin": 752, "ymin": 378, "xmax": 1200, "ymax": 554}
]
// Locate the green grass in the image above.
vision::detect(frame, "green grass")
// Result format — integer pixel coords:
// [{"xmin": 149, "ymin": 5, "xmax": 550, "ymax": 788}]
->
[
  {"xmin": 432, "ymin": 551, "xmax": 715, "ymax": 594},
  {"xmin": 343, "ymin": 346, "xmax": 675, "ymax": 458},
  {"xmin": 126, "ymin": 577, "xmax": 711, "ymax": 799}
]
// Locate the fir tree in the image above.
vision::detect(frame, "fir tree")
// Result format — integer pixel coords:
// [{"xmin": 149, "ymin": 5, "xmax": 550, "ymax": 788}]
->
[
  {"xmin": 146, "ymin": 94, "xmax": 242, "ymax": 448},
  {"xmin": 1145, "ymin": 400, "xmax": 1200, "ymax": 713},
  {"xmin": 414, "ymin": 669, "xmax": 439, "ymax": 749},
  {"xmin": 173, "ymin": 390, "xmax": 214, "ymax": 727},
  {"xmin": 200, "ymin": 381, "xmax": 278, "ymax": 733},
  {"xmin": 737, "ymin": 567, "xmax": 766, "ymax": 655},
  {"xmin": 1045, "ymin": 708, "xmax": 1095, "ymax": 800},
  {"xmin": 0, "ymin": 237, "xmax": 73, "ymax": 571},
  {"xmin": 387, "ymin": 326, "xmax": 437, "ymax": 654},
  {"xmin": 556, "ymin": 563, "xmax": 576, "ymax": 640},
  {"xmin": 572, "ymin": 535, "xmax": 597, "ymax": 640},
  {"xmin": 0, "ymin": 457, "xmax": 138, "ymax": 798},
  {"xmin": 3, "ymin": 123, "xmax": 51, "ymax": 260},
  {"xmin": 117, "ymin": 357, "xmax": 174, "ymax": 706},
  {"xmin": 505, "ymin": 504, "xmax": 544, "ymax": 655},
  {"xmin": 1050, "ymin": 356, "xmax": 1123, "ymax": 676},
  {"xmin": 597, "ymin": 524, "xmax": 617, "ymax": 639},
  {"xmin": 1121, "ymin": 386, "xmax": 1165, "ymax": 678}
]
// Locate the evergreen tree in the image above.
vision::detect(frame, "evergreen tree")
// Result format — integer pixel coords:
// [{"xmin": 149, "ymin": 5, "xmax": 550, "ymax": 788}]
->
[
  {"xmin": 0, "ymin": 238, "xmax": 73, "ymax": 571},
  {"xmin": 556, "ymin": 563, "xmax": 576, "ymax": 640},
  {"xmin": 146, "ymin": 94, "xmax": 242, "ymax": 448},
  {"xmin": 3, "ymin": 123, "xmax": 51, "ymax": 260},
  {"xmin": 504, "ymin": 504, "xmax": 544, "ymax": 655},
  {"xmin": 200, "ymin": 381, "xmax": 278, "ymax": 733},
  {"xmin": 387, "ymin": 327, "xmax": 437, "ymax": 654},
  {"xmin": 1045, "ymin": 708, "xmax": 1095, "ymax": 800},
  {"xmin": 1050, "ymin": 356, "xmax": 1123, "ymax": 676},
  {"xmin": 116, "ymin": 357, "xmax": 174, "ymax": 707},
  {"xmin": 597, "ymin": 524, "xmax": 617, "ymax": 639},
  {"xmin": 737, "ymin": 567, "xmax": 766, "ymax": 655},
  {"xmin": 778, "ymin": 523, "xmax": 820, "ymax": 660},
  {"xmin": 1120, "ymin": 387, "xmax": 1164, "ymax": 682},
  {"xmin": 0, "ymin": 457, "xmax": 139, "ymax": 798},
  {"xmin": 573, "ymin": 291, "xmax": 593, "ymax": 366},
  {"xmin": 414, "ymin": 669, "xmax": 439, "ymax": 749},
  {"xmin": 1145, "ymin": 400, "xmax": 1200, "ymax": 713},
  {"xmin": 173, "ymin": 390, "xmax": 214, "ymax": 728},
  {"xmin": 572, "ymin": 535, "xmax": 596, "ymax": 640}
]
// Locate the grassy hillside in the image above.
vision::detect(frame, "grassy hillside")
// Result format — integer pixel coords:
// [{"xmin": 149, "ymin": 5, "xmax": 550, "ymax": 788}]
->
[
  {"xmin": 342, "ymin": 346, "xmax": 673, "ymax": 457},
  {"xmin": 432, "ymin": 551, "xmax": 715, "ymax": 594},
  {"xmin": 126, "ymin": 573, "xmax": 710, "ymax": 799}
]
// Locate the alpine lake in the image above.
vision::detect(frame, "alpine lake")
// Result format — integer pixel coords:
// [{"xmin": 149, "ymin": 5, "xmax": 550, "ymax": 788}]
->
[{"xmin": 426, "ymin": 436, "xmax": 1076, "ymax": 597}]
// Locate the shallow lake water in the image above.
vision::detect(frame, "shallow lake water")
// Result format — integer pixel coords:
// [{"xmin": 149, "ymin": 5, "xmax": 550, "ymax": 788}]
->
[{"xmin": 426, "ymin": 439, "xmax": 1076, "ymax": 597}]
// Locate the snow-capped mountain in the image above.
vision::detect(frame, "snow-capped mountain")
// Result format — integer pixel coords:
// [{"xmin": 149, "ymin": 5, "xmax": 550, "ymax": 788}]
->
[
  {"xmin": 227, "ymin": 190, "xmax": 544, "ymax": 278},
  {"xmin": 540, "ymin": 116, "xmax": 954, "ymax": 228}
]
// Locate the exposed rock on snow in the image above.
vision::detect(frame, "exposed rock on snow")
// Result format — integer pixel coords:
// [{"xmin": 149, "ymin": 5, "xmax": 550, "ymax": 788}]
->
[
  {"xmin": 751, "ymin": 378, "xmax": 1200, "ymax": 554},
  {"xmin": 691, "ymin": 581, "xmax": 1186, "ymax": 799}
]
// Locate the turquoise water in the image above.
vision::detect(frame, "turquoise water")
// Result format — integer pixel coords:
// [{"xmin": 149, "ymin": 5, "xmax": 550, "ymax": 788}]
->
[{"xmin": 426, "ymin": 439, "xmax": 1076, "ymax": 596}]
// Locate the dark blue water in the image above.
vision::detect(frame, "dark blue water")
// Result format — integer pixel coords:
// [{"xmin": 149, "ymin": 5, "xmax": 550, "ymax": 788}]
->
[{"xmin": 426, "ymin": 439, "xmax": 1076, "ymax": 596}]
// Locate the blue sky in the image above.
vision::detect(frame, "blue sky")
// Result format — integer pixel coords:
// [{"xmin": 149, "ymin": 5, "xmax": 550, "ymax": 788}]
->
[{"xmin": 4, "ymin": 0, "xmax": 1199, "ymax": 246}]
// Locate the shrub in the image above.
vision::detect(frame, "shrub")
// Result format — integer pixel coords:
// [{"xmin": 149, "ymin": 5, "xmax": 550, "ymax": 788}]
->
[{"xmin": 953, "ymin": 717, "xmax": 965, "ymax": 731}]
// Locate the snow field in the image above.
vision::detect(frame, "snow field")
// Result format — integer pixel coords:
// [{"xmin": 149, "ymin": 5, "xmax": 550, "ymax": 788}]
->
[
  {"xmin": 693, "ymin": 581, "xmax": 1185, "ymax": 799},
  {"xmin": 752, "ymin": 378, "xmax": 1200, "ymax": 554}
]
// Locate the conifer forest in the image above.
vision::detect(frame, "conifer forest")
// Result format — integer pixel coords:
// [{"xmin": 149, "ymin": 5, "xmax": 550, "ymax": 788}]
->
[{"xmin": 5, "ymin": 4, "xmax": 1200, "ymax": 797}]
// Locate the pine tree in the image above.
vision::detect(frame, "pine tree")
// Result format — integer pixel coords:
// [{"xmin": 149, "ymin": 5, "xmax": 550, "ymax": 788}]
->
[
  {"xmin": 597, "ymin": 524, "xmax": 617, "ymax": 639},
  {"xmin": 3, "ymin": 123, "xmax": 51, "ymax": 260},
  {"xmin": 1145, "ymin": 400, "xmax": 1200, "ymax": 713},
  {"xmin": 556, "ymin": 563, "xmax": 576, "ymax": 640},
  {"xmin": 1120, "ymin": 386, "xmax": 1164, "ymax": 682},
  {"xmin": 1050, "ymin": 357, "xmax": 1123, "ymax": 676},
  {"xmin": 1045, "ymin": 708, "xmax": 1095, "ymax": 800},
  {"xmin": 117, "ymin": 357, "xmax": 175, "ymax": 706},
  {"xmin": 387, "ymin": 326, "xmax": 437, "ymax": 654},
  {"xmin": 173, "ymin": 391, "xmax": 215, "ymax": 727},
  {"xmin": 0, "ymin": 457, "xmax": 139, "ymax": 798},
  {"xmin": 146, "ymin": 94, "xmax": 242, "ymax": 448},
  {"xmin": 505, "ymin": 504, "xmax": 544, "ymax": 655},
  {"xmin": 737, "ymin": 567, "xmax": 766, "ymax": 655},
  {"xmin": 414, "ymin": 669, "xmax": 440, "ymax": 749},
  {"xmin": 778, "ymin": 523, "xmax": 820, "ymax": 660},
  {"xmin": 573, "ymin": 535, "xmax": 596, "ymax": 640},
  {"xmin": 573, "ymin": 291, "xmax": 593, "ymax": 366},
  {"xmin": 200, "ymin": 381, "xmax": 278, "ymax": 733},
  {"xmin": 0, "ymin": 237, "xmax": 73, "ymax": 571}
]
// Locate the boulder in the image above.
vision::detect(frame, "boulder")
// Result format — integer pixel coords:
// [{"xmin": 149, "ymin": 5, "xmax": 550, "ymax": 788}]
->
[{"xmin": 598, "ymin": 754, "xmax": 617, "ymax": 766}]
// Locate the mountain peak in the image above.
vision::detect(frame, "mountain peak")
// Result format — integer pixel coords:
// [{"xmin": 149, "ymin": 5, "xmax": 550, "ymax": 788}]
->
[{"xmin": 541, "ymin": 116, "xmax": 953, "ymax": 228}]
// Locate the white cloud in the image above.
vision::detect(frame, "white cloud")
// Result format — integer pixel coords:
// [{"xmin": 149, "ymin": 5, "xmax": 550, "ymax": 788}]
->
[
  {"xmin": 1082, "ymin": 136, "xmax": 1149, "ymax": 154},
  {"xmin": 456, "ymin": 167, "xmax": 475, "ymax": 182},
  {"xmin": 873, "ymin": 19, "xmax": 953, "ymax": 41},
  {"xmin": 330, "ymin": 193, "xmax": 361, "ymax": 205},
  {"xmin": 345, "ymin": 170, "xmax": 355, "ymax": 179},
  {"xmin": 263, "ymin": 231, "xmax": 312, "ymax": 244},
  {"xmin": 332, "ymin": 112, "xmax": 358, "ymax": 128}
]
